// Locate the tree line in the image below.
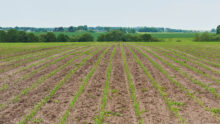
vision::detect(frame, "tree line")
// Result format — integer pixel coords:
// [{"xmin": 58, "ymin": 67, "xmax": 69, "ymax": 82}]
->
[
  {"xmin": 0, "ymin": 29, "xmax": 159, "ymax": 42},
  {"xmin": 0, "ymin": 26, "xmax": 199, "ymax": 33},
  {"xmin": 97, "ymin": 30, "xmax": 158, "ymax": 42},
  {"xmin": 0, "ymin": 29, "xmax": 93, "ymax": 42},
  {"xmin": 194, "ymin": 25, "xmax": 220, "ymax": 42}
]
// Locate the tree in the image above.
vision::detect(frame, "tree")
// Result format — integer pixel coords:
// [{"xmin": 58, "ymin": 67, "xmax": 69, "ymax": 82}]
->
[
  {"xmin": 138, "ymin": 34, "xmax": 152, "ymax": 42},
  {"xmin": 104, "ymin": 27, "xmax": 110, "ymax": 32},
  {"xmin": 68, "ymin": 26, "xmax": 76, "ymax": 32},
  {"xmin": 6, "ymin": 29, "xmax": 18, "ymax": 42},
  {"xmin": 78, "ymin": 33, "xmax": 94, "ymax": 42},
  {"xmin": 0, "ymin": 31, "xmax": 7, "ymax": 42},
  {"xmin": 39, "ymin": 34, "xmax": 47, "ymax": 42},
  {"xmin": 105, "ymin": 30, "xmax": 124, "ymax": 41},
  {"xmin": 45, "ymin": 32, "xmax": 57, "ymax": 42},
  {"xmin": 69, "ymin": 35, "xmax": 79, "ymax": 42},
  {"xmin": 57, "ymin": 34, "xmax": 69, "ymax": 42},
  {"xmin": 97, "ymin": 34, "xmax": 106, "ymax": 41},
  {"xmin": 17, "ymin": 31, "xmax": 27, "ymax": 42},
  {"xmin": 54, "ymin": 27, "xmax": 64, "ymax": 32},
  {"xmin": 217, "ymin": 25, "xmax": 220, "ymax": 34},
  {"xmin": 122, "ymin": 34, "xmax": 138, "ymax": 42},
  {"xmin": 27, "ymin": 33, "xmax": 39, "ymax": 42}
]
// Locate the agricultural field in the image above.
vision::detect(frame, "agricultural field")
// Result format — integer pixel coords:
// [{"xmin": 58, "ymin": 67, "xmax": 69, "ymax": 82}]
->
[{"xmin": 0, "ymin": 42, "xmax": 220, "ymax": 124}]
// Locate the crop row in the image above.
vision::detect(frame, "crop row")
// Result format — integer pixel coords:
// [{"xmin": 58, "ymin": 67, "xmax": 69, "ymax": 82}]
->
[
  {"xmin": 150, "ymin": 47, "xmax": 220, "ymax": 84},
  {"xmin": 18, "ymin": 46, "xmax": 105, "ymax": 124},
  {"xmin": 141, "ymin": 47, "xmax": 219, "ymax": 98},
  {"xmin": 155, "ymin": 47, "xmax": 220, "ymax": 75},
  {"xmin": 58, "ymin": 46, "xmax": 110, "ymax": 124},
  {"xmin": 0, "ymin": 45, "xmax": 76, "ymax": 73},
  {"xmin": 0, "ymin": 47, "xmax": 97, "ymax": 111},
  {"xmin": 127, "ymin": 45, "xmax": 185, "ymax": 123},
  {"xmin": 162, "ymin": 48, "xmax": 220, "ymax": 68},
  {"xmin": 131, "ymin": 45, "xmax": 220, "ymax": 121},
  {"xmin": 121, "ymin": 44, "xmax": 143, "ymax": 124},
  {"xmin": 0, "ymin": 46, "xmax": 88, "ymax": 92},
  {"xmin": 94, "ymin": 46, "xmax": 116, "ymax": 123}
]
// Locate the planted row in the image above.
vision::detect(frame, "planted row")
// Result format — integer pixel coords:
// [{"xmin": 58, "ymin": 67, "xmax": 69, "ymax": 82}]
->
[
  {"xmin": 58, "ymin": 47, "xmax": 111, "ymax": 124},
  {"xmin": 18, "ymin": 47, "xmax": 105, "ymax": 124},
  {"xmin": 132, "ymin": 45, "xmax": 220, "ymax": 121}
]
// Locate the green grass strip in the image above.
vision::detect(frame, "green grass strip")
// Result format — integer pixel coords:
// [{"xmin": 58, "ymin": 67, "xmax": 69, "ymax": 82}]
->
[
  {"xmin": 151, "ymin": 47, "xmax": 220, "ymax": 84},
  {"xmin": 94, "ymin": 46, "xmax": 116, "ymax": 124},
  {"xmin": 131, "ymin": 46, "xmax": 220, "ymax": 121},
  {"xmin": 18, "ymin": 47, "xmax": 103, "ymax": 124},
  {"xmin": 10, "ymin": 47, "xmax": 97, "ymax": 104},
  {"xmin": 121, "ymin": 44, "xmax": 143, "ymax": 124},
  {"xmin": 141, "ymin": 47, "xmax": 220, "ymax": 98},
  {"xmin": 127, "ymin": 46, "xmax": 184, "ymax": 124},
  {"xmin": 58, "ymin": 46, "xmax": 111, "ymax": 124}
]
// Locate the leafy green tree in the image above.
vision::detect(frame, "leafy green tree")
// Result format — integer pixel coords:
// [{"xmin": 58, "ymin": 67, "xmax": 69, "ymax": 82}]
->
[
  {"xmin": 57, "ymin": 34, "xmax": 69, "ymax": 42},
  {"xmin": 138, "ymin": 34, "xmax": 152, "ymax": 42},
  {"xmin": 78, "ymin": 33, "xmax": 94, "ymax": 42},
  {"xmin": 105, "ymin": 30, "xmax": 124, "ymax": 41},
  {"xmin": 122, "ymin": 34, "xmax": 138, "ymax": 42},
  {"xmin": 54, "ymin": 27, "xmax": 65, "ymax": 32},
  {"xmin": 17, "ymin": 31, "xmax": 28, "ymax": 42},
  {"xmin": 104, "ymin": 27, "xmax": 110, "ymax": 32},
  {"xmin": 69, "ymin": 35, "xmax": 79, "ymax": 42},
  {"xmin": 27, "ymin": 33, "xmax": 39, "ymax": 42},
  {"xmin": 0, "ymin": 31, "xmax": 7, "ymax": 42},
  {"xmin": 6, "ymin": 29, "xmax": 18, "ymax": 42},
  {"xmin": 217, "ymin": 25, "xmax": 220, "ymax": 34},
  {"xmin": 45, "ymin": 32, "xmax": 57, "ymax": 42},
  {"xmin": 97, "ymin": 34, "xmax": 106, "ymax": 41},
  {"xmin": 77, "ymin": 25, "xmax": 88, "ymax": 31},
  {"xmin": 68, "ymin": 26, "xmax": 76, "ymax": 32}
]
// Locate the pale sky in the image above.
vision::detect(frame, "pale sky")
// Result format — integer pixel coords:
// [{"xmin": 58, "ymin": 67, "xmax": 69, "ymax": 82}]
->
[{"xmin": 0, "ymin": 0, "xmax": 219, "ymax": 30}]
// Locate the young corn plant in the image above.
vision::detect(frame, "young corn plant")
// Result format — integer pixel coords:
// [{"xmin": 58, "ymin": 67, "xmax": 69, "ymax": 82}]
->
[
  {"xmin": 9, "ymin": 47, "xmax": 97, "ymax": 105},
  {"xmin": 18, "ymin": 47, "xmax": 104, "ymax": 124},
  {"xmin": 132, "ymin": 46, "xmax": 220, "ymax": 121},
  {"xmin": 58, "ymin": 46, "xmax": 111, "ymax": 124},
  {"xmin": 94, "ymin": 46, "xmax": 116, "ymax": 123},
  {"xmin": 141, "ymin": 47, "xmax": 220, "ymax": 98},
  {"xmin": 151, "ymin": 47, "xmax": 220, "ymax": 84},
  {"xmin": 127, "ymin": 46, "xmax": 185, "ymax": 124},
  {"xmin": 121, "ymin": 44, "xmax": 143, "ymax": 124}
]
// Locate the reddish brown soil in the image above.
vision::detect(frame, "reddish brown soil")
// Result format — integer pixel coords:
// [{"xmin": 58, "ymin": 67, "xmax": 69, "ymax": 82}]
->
[
  {"xmin": 161, "ymin": 48, "xmax": 220, "ymax": 71},
  {"xmin": 130, "ymin": 46, "xmax": 219, "ymax": 123},
  {"xmin": 0, "ymin": 47, "xmax": 92, "ymax": 104},
  {"xmin": 0, "ymin": 46, "xmax": 76, "ymax": 75},
  {"xmin": 64, "ymin": 46, "xmax": 113, "ymax": 124},
  {"xmin": 103, "ymin": 45, "xmax": 137, "ymax": 124},
  {"xmin": 153, "ymin": 47, "xmax": 220, "ymax": 81},
  {"xmin": 0, "ymin": 44, "xmax": 72, "ymax": 60},
  {"xmin": 124, "ymin": 46, "xmax": 179, "ymax": 124},
  {"xmin": 0, "ymin": 44, "xmax": 219, "ymax": 124},
  {"xmin": 0, "ymin": 46, "xmax": 89, "ymax": 93},
  {"xmin": 0, "ymin": 47, "xmax": 103, "ymax": 123}
]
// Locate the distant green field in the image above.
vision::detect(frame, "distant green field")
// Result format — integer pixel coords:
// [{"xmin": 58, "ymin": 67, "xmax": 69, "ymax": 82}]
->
[{"xmin": 147, "ymin": 32, "xmax": 197, "ymax": 38}]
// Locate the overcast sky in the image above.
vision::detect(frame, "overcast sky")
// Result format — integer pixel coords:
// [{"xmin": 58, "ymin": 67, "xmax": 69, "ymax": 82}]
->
[{"xmin": 0, "ymin": 0, "xmax": 219, "ymax": 30}]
